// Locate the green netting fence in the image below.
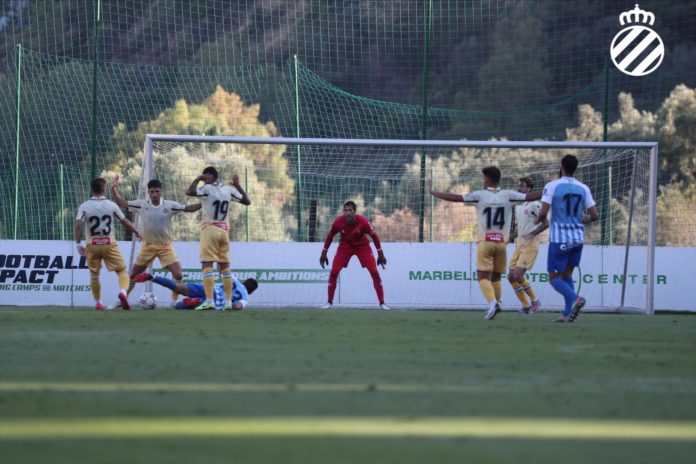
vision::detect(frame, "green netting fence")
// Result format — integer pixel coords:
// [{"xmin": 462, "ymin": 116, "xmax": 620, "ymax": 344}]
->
[{"xmin": 0, "ymin": 0, "xmax": 694, "ymax": 244}]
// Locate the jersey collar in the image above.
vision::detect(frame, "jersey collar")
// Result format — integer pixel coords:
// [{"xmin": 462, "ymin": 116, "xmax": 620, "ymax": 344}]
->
[{"xmin": 90, "ymin": 196, "xmax": 106, "ymax": 200}]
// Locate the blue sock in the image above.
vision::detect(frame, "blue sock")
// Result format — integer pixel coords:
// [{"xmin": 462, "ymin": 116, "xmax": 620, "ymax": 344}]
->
[
  {"xmin": 153, "ymin": 276, "xmax": 177, "ymax": 291},
  {"xmin": 175, "ymin": 301, "xmax": 191, "ymax": 310},
  {"xmin": 564, "ymin": 277, "xmax": 574, "ymax": 292},
  {"xmin": 551, "ymin": 278, "xmax": 578, "ymax": 317}
]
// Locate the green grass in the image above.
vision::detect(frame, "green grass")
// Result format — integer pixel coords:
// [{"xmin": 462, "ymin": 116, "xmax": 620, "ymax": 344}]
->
[{"xmin": 1, "ymin": 307, "xmax": 695, "ymax": 463}]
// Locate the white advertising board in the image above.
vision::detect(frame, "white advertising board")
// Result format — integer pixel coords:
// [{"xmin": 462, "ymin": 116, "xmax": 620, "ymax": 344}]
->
[{"xmin": 0, "ymin": 241, "xmax": 690, "ymax": 311}]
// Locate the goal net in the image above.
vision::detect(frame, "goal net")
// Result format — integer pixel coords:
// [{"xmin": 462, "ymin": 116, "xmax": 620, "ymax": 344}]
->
[{"xmin": 129, "ymin": 135, "xmax": 656, "ymax": 314}]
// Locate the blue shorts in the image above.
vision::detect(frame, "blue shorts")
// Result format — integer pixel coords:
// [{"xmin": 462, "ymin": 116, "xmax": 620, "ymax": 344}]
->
[
  {"xmin": 547, "ymin": 242, "xmax": 583, "ymax": 273},
  {"xmin": 186, "ymin": 283, "xmax": 206, "ymax": 299}
]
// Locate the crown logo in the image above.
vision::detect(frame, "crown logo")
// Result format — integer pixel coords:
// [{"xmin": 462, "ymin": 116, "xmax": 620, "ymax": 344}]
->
[{"xmin": 619, "ymin": 4, "xmax": 655, "ymax": 26}]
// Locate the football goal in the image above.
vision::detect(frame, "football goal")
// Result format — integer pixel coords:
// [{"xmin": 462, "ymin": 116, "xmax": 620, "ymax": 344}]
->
[{"xmin": 131, "ymin": 135, "xmax": 657, "ymax": 314}]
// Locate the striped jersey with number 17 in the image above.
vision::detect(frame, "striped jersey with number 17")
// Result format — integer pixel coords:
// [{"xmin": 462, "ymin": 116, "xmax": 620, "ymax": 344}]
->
[{"xmin": 541, "ymin": 177, "xmax": 595, "ymax": 244}]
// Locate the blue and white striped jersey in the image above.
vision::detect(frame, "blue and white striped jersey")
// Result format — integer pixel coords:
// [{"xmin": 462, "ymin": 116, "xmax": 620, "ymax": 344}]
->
[{"xmin": 541, "ymin": 177, "xmax": 595, "ymax": 244}]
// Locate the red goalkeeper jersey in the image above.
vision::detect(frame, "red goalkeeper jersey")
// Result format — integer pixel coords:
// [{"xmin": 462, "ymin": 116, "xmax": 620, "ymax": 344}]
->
[{"xmin": 323, "ymin": 214, "xmax": 382, "ymax": 250}]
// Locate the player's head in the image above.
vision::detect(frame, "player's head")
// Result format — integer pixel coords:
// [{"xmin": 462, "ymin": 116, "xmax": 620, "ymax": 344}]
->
[
  {"xmin": 90, "ymin": 178, "xmax": 107, "ymax": 196},
  {"xmin": 482, "ymin": 166, "xmax": 501, "ymax": 188},
  {"xmin": 343, "ymin": 200, "xmax": 357, "ymax": 224},
  {"xmin": 147, "ymin": 179, "xmax": 162, "ymax": 203},
  {"xmin": 202, "ymin": 166, "xmax": 218, "ymax": 183},
  {"xmin": 517, "ymin": 176, "xmax": 533, "ymax": 194},
  {"xmin": 561, "ymin": 155, "xmax": 579, "ymax": 177},
  {"xmin": 243, "ymin": 278, "xmax": 258, "ymax": 295}
]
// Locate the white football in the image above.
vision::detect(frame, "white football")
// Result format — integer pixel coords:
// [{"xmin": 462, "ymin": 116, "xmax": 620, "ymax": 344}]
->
[{"xmin": 138, "ymin": 292, "xmax": 157, "ymax": 310}]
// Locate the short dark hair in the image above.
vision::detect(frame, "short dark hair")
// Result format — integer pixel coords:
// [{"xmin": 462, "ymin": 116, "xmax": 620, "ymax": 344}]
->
[
  {"xmin": 91, "ymin": 178, "xmax": 106, "ymax": 195},
  {"xmin": 561, "ymin": 155, "xmax": 579, "ymax": 175},
  {"xmin": 244, "ymin": 278, "xmax": 258, "ymax": 294},
  {"xmin": 518, "ymin": 176, "xmax": 534, "ymax": 189},
  {"xmin": 147, "ymin": 179, "xmax": 162, "ymax": 190},
  {"xmin": 343, "ymin": 200, "xmax": 357, "ymax": 211},
  {"xmin": 482, "ymin": 166, "xmax": 501, "ymax": 185},
  {"xmin": 202, "ymin": 166, "xmax": 219, "ymax": 179}
]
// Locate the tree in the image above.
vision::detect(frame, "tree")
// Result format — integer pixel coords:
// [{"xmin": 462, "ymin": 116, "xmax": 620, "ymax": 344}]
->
[{"xmin": 102, "ymin": 86, "xmax": 293, "ymax": 242}]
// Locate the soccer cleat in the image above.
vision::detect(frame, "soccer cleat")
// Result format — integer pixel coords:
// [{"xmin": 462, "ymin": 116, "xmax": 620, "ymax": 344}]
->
[
  {"xmin": 485, "ymin": 302, "xmax": 501, "ymax": 320},
  {"xmin": 223, "ymin": 302, "xmax": 233, "ymax": 311},
  {"xmin": 95, "ymin": 303, "xmax": 105, "ymax": 311},
  {"xmin": 194, "ymin": 300, "xmax": 216, "ymax": 311},
  {"xmin": 379, "ymin": 303, "xmax": 390, "ymax": 311},
  {"xmin": 182, "ymin": 297, "xmax": 202, "ymax": 308},
  {"xmin": 107, "ymin": 301, "xmax": 122, "ymax": 310},
  {"xmin": 118, "ymin": 292, "xmax": 131, "ymax": 310},
  {"xmin": 133, "ymin": 273, "xmax": 153, "ymax": 283},
  {"xmin": 569, "ymin": 296, "xmax": 586, "ymax": 322},
  {"xmin": 320, "ymin": 302, "xmax": 332, "ymax": 310},
  {"xmin": 517, "ymin": 306, "xmax": 530, "ymax": 314},
  {"xmin": 530, "ymin": 300, "xmax": 541, "ymax": 313}
]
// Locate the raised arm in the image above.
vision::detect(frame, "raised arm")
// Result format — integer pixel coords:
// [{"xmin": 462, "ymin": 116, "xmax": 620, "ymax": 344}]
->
[
  {"xmin": 183, "ymin": 203, "xmax": 202, "ymax": 212},
  {"xmin": 231, "ymin": 174, "xmax": 251, "ymax": 206},
  {"xmin": 427, "ymin": 181, "xmax": 475, "ymax": 203},
  {"xmin": 525, "ymin": 191, "xmax": 542, "ymax": 201},
  {"xmin": 186, "ymin": 175, "xmax": 208, "ymax": 196},
  {"xmin": 109, "ymin": 175, "xmax": 129, "ymax": 208}
]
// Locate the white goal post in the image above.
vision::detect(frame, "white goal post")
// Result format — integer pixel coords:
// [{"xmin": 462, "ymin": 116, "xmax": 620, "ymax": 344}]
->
[{"xmin": 138, "ymin": 134, "xmax": 658, "ymax": 314}]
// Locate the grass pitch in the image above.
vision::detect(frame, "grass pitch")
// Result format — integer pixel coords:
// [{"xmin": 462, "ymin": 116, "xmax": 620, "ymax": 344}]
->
[{"xmin": 1, "ymin": 307, "xmax": 695, "ymax": 463}]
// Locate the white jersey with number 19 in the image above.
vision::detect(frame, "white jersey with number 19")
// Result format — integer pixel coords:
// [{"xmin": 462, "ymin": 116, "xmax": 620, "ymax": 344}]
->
[
  {"xmin": 195, "ymin": 183, "xmax": 243, "ymax": 227},
  {"xmin": 463, "ymin": 188, "xmax": 527, "ymax": 242}
]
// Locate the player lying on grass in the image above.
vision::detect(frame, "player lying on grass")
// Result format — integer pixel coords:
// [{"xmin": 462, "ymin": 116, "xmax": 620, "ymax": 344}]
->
[
  {"xmin": 428, "ymin": 167, "xmax": 541, "ymax": 320},
  {"xmin": 320, "ymin": 200, "xmax": 389, "ymax": 310},
  {"xmin": 110, "ymin": 176, "xmax": 201, "ymax": 308},
  {"xmin": 133, "ymin": 273, "xmax": 258, "ymax": 310}
]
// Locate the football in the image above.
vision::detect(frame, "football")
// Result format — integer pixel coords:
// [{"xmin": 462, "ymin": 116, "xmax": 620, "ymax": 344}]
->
[{"xmin": 138, "ymin": 292, "xmax": 157, "ymax": 310}]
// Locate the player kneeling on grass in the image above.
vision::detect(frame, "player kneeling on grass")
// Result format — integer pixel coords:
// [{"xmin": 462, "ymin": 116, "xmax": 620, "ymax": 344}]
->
[
  {"xmin": 507, "ymin": 177, "xmax": 548, "ymax": 314},
  {"xmin": 134, "ymin": 273, "xmax": 258, "ymax": 310},
  {"xmin": 320, "ymin": 200, "xmax": 389, "ymax": 310},
  {"xmin": 76, "ymin": 178, "xmax": 142, "ymax": 311}
]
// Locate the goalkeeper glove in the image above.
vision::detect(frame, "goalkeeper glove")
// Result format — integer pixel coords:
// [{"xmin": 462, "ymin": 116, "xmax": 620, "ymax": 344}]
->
[
  {"xmin": 377, "ymin": 250, "xmax": 387, "ymax": 269},
  {"xmin": 76, "ymin": 242, "xmax": 87, "ymax": 257},
  {"xmin": 320, "ymin": 250, "xmax": 329, "ymax": 268}
]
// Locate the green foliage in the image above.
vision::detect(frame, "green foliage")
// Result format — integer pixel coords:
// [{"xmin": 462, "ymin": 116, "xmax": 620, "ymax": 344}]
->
[{"xmin": 102, "ymin": 86, "xmax": 294, "ymax": 242}]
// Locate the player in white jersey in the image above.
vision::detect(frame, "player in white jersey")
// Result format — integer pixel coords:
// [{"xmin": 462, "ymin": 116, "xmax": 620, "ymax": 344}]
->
[
  {"xmin": 535, "ymin": 155, "xmax": 598, "ymax": 323},
  {"xmin": 75, "ymin": 178, "xmax": 142, "ymax": 311},
  {"xmin": 507, "ymin": 177, "xmax": 548, "ymax": 314},
  {"xmin": 429, "ymin": 166, "xmax": 541, "ymax": 320},
  {"xmin": 186, "ymin": 166, "xmax": 251, "ymax": 311},
  {"xmin": 110, "ymin": 177, "xmax": 201, "ymax": 307}
]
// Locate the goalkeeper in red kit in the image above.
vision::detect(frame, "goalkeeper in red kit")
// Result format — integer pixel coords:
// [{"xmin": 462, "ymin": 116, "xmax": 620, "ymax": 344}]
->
[{"xmin": 319, "ymin": 200, "xmax": 389, "ymax": 310}]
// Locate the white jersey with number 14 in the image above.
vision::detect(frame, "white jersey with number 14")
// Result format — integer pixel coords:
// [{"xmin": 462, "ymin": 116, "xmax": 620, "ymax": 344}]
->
[{"xmin": 462, "ymin": 188, "xmax": 527, "ymax": 242}]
